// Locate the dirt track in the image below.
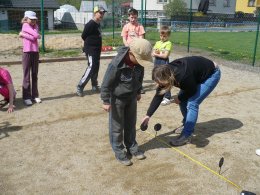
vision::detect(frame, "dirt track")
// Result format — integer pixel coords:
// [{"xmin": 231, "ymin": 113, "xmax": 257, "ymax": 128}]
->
[{"xmin": 0, "ymin": 34, "xmax": 260, "ymax": 194}]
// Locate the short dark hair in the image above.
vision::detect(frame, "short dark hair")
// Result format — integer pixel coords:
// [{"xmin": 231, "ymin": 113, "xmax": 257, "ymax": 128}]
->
[
  {"xmin": 128, "ymin": 8, "xmax": 138, "ymax": 16},
  {"xmin": 160, "ymin": 25, "xmax": 171, "ymax": 36}
]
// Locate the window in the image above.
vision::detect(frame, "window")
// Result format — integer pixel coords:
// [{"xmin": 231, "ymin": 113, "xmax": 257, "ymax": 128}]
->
[
  {"xmin": 209, "ymin": 0, "xmax": 216, "ymax": 6},
  {"xmin": 157, "ymin": 0, "xmax": 168, "ymax": 3},
  {"xmin": 248, "ymin": 0, "xmax": 255, "ymax": 7},
  {"xmin": 223, "ymin": 0, "xmax": 230, "ymax": 7}
]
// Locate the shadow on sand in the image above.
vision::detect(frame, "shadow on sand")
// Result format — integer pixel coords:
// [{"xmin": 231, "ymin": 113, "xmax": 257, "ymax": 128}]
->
[{"xmin": 139, "ymin": 118, "xmax": 243, "ymax": 151}]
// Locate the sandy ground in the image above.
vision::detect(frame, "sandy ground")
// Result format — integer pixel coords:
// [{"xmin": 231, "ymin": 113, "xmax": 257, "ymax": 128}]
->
[{"xmin": 0, "ymin": 34, "xmax": 260, "ymax": 195}]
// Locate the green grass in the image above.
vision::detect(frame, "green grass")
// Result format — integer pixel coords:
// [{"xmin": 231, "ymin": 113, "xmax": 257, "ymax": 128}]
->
[{"xmin": 146, "ymin": 31, "xmax": 260, "ymax": 63}]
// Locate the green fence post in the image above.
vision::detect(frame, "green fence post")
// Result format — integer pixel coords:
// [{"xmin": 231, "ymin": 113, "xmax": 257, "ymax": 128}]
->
[
  {"xmin": 187, "ymin": 0, "xmax": 192, "ymax": 53},
  {"xmin": 252, "ymin": 10, "xmax": 260, "ymax": 66},
  {"xmin": 141, "ymin": 0, "xmax": 144, "ymax": 25},
  {"xmin": 41, "ymin": 0, "xmax": 45, "ymax": 52},
  {"xmin": 112, "ymin": 0, "xmax": 115, "ymax": 40}
]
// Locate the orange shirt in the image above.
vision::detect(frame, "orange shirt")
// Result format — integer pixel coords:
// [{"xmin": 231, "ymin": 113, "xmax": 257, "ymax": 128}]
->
[{"xmin": 121, "ymin": 23, "xmax": 145, "ymax": 45}]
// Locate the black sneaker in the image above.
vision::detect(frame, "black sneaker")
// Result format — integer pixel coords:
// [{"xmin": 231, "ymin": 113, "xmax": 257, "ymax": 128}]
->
[
  {"xmin": 132, "ymin": 151, "xmax": 146, "ymax": 160},
  {"xmin": 76, "ymin": 86, "xmax": 83, "ymax": 97},
  {"xmin": 92, "ymin": 86, "xmax": 100, "ymax": 93},
  {"xmin": 169, "ymin": 134, "xmax": 192, "ymax": 147}
]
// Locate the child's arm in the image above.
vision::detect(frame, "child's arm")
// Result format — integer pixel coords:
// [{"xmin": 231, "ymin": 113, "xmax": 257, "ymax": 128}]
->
[
  {"xmin": 155, "ymin": 50, "xmax": 170, "ymax": 59},
  {"xmin": 122, "ymin": 36, "xmax": 128, "ymax": 46},
  {"xmin": 19, "ymin": 31, "xmax": 36, "ymax": 41},
  {"xmin": 121, "ymin": 25, "xmax": 129, "ymax": 46},
  {"xmin": 22, "ymin": 23, "xmax": 41, "ymax": 39},
  {"xmin": 7, "ymin": 83, "xmax": 15, "ymax": 113}
]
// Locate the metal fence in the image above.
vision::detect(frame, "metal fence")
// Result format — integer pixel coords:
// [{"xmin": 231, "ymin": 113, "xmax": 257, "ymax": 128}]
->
[{"xmin": 0, "ymin": 0, "xmax": 259, "ymax": 66}]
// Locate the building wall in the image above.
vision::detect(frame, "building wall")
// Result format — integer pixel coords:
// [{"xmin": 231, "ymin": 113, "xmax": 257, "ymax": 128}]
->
[
  {"xmin": 133, "ymin": 0, "xmax": 236, "ymax": 18},
  {"xmin": 236, "ymin": 0, "xmax": 256, "ymax": 14}
]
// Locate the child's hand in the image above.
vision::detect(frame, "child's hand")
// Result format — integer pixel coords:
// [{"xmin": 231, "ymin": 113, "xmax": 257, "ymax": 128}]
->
[
  {"xmin": 102, "ymin": 104, "xmax": 111, "ymax": 112},
  {"xmin": 155, "ymin": 49, "xmax": 160, "ymax": 54},
  {"xmin": 18, "ymin": 32, "xmax": 23, "ymax": 38},
  {"xmin": 137, "ymin": 94, "xmax": 141, "ymax": 101},
  {"xmin": 7, "ymin": 104, "xmax": 15, "ymax": 113}
]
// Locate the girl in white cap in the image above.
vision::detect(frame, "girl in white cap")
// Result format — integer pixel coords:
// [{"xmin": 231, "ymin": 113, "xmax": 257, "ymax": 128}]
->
[{"xmin": 19, "ymin": 11, "xmax": 41, "ymax": 106}]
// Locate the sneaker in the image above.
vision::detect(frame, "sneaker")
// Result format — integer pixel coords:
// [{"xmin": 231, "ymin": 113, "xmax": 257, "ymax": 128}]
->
[
  {"xmin": 132, "ymin": 151, "xmax": 146, "ymax": 160},
  {"xmin": 92, "ymin": 86, "xmax": 100, "ymax": 93},
  {"xmin": 34, "ymin": 97, "xmax": 42, "ymax": 103},
  {"xmin": 116, "ymin": 156, "xmax": 133, "ymax": 166},
  {"xmin": 169, "ymin": 134, "xmax": 192, "ymax": 147},
  {"xmin": 256, "ymin": 149, "xmax": 260, "ymax": 156},
  {"xmin": 24, "ymin": 99, "xmax": 33, "ymax": 106},
  {"xmin": 173, "ymin": 125, "xmax": 184, "ymax": 134},
  {"xmin": 161, "ymin": 98, "xmax": 171, "ymax": 106},
  {"xmin": 76, "ymin": 86, "xmax": 83, "ymax": 97}
]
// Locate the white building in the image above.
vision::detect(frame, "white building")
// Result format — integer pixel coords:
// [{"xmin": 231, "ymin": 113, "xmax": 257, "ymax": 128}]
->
[{"xmin": 133, "ymin": 0, "xmax": 236, "ymax": 18}]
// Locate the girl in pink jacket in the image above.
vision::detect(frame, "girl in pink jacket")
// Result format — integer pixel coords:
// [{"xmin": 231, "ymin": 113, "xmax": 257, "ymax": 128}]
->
[{"xmin": 19, "ymin": 11, "xmax": 41, "ymax": 106}]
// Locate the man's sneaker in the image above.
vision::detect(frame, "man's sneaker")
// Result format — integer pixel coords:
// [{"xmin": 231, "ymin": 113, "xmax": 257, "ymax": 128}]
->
[
  {"xmin": 132, "ymin": 151, "xmax": 146, "ymax": 160},
  {"xmin": 92, "ymin": 86, "xmax": 100, "ymax": 93},
  {"xmin": 116, "ymin": 156, "xmax": 133, "ymax": 166},
  {"xmin": 161, "ymin": 97, "xmax": 171, "ymax": 106},
  {"xmin": 24, "ymin": 99, "xmax": 33, "ymax": 106},
  {"xmin": 34, "ymin": 97, "xmax": 42, "ymax": 103},
  {"xmin": 169, "ymin": 134, "xmax": 192, "ymax": 147},
  {"xmin": 173, "ymin": 125, "xmax": 184, "ymax": 134},
  {"xmin": 76, "ymin": 86, "xmax": 83, "ymax": 97}
]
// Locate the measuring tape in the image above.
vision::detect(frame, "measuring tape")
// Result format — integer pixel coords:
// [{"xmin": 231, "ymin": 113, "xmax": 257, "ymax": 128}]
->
[{"xmin": 142, "ymin": 130, "xmax": 243, "ymax": 192}]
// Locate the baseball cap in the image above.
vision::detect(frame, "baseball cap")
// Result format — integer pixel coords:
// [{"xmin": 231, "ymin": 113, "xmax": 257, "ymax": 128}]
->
[
  {"xmin": 24, "ymin": 11, "xmax": 37, "ymax": 19},
  {"xmin": 129, "ymin": 38, "xmax": 153, "ymax": 67},
  {"xmin": 93, "ymin": 5, "xmax": 107, "ymax": 13}
]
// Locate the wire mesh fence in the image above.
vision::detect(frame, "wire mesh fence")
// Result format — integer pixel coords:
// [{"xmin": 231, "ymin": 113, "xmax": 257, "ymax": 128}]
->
[{"xmin": 0, "ymin": 0, "xmax": 259, "ymax": 66}]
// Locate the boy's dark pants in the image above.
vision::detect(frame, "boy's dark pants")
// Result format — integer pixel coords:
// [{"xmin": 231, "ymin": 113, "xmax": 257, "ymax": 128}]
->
[
  {"xmin": 109, "ymin": 96, "xmax": 139, "ymax": 160},
  {"xmin": 78, "ymin": 48, "xmax": 101, "ymax": 90},
  {"xmin": 22, "ymin": 52, "xmax": 39, "ymax": 100}
]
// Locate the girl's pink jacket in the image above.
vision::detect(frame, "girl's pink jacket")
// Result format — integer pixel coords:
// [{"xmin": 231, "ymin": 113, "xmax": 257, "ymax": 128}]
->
[{"xmin": 21, "ymin": 23, "xmax": 40, "ymax": 52}]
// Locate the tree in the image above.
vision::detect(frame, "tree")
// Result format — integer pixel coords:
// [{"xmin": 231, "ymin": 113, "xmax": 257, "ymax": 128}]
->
[
  {"xmin": 56, "ymin": 0, "xmax": 82, "ymax": 10},
  {"xmin": 164, "ymin": 0, "xmax": 188, "ymax": 18}
]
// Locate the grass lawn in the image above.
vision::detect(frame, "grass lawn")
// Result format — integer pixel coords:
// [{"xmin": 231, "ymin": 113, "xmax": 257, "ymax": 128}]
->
[{"xmin": 145, "ymin": 31, "xmax": 260, "ymax": 64}]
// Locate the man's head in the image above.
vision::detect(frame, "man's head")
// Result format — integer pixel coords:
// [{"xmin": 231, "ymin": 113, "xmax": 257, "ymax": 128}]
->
[
  {"xmin": 93, "ymin": 5, "xmax": 107, "ymax": 22},
  {"xmin": 128, "ymin": 8, "xmax": 138, "ymax": 25},
  {"xmin": 128, "ymin": 38, "xmax": 153, "ymax": 67}
]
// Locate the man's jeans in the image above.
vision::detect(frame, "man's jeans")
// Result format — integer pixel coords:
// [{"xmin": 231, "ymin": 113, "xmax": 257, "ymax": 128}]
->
[{"xmin": 179, "ymin": 68, "xmax": 221, "ymax": 137}]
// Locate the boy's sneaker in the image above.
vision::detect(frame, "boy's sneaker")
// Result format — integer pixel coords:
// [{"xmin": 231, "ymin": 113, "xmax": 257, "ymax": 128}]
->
[
  {"xmin": 161, "ymin": 98, "xmax": 171, "ymax": 106},
  {"xmin": 132, "ymin": 151, "xmax": 146, "ymax": 160},
  {"xmin": 116, "ymin": 156, "xmax": 133, "ymax": 166},
  {"xmin": 24, "ymin": 99, "xmax": 33, "ymax": 106},
  {"xmin": 92, "ymin": 86, "xmax": 100, "ymax": 93},
  {"xmin": 34, "ymin": 97, "xmax": 42, "ymax": 103},
  {"xmin": 76, "ymin": 86, "xmax": 83, "ymax": 97}
]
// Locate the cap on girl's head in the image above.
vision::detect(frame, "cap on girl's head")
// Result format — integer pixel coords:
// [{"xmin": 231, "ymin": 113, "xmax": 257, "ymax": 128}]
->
[{"xmin": 24, "ymin": 11, "xmax": 37, "ymax": 19}]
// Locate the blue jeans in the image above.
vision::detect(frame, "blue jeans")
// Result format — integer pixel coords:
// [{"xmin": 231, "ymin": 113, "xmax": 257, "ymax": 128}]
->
[{"xmin": 179, "ymin": 68, "xmax": 221, "ymax": 137}]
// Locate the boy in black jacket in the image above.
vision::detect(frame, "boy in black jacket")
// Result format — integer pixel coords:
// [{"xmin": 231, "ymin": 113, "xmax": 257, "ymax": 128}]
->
[
  {"xmin": 77, "ymin": 5, "xmax": 107, "ymax": 96},
  {"xmin": 101, "ymin": 38, "xmax": 153, "ymax": 166}
]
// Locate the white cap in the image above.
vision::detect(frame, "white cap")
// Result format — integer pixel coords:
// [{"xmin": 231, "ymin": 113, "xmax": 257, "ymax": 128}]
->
[{"xmin": 24, "ymin": 11, "xmax": 37, "ymax": 19}]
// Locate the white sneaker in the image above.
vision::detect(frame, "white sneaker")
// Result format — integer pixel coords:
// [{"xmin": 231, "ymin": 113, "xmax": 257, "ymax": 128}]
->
[
  {"xmin": 256, "ymin": 149, "xmax": 260, "ymax": 156},
  {"xmin": 161, "ymin": 98, "xmax": 171, "ymax": 106},
  {"xmin": 24, "ymin": 99, "xmax": 33, "ymax": 106},
  {"xmin": 34, "ymin": 97, "xmax": 42, "ymax": 103}
]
